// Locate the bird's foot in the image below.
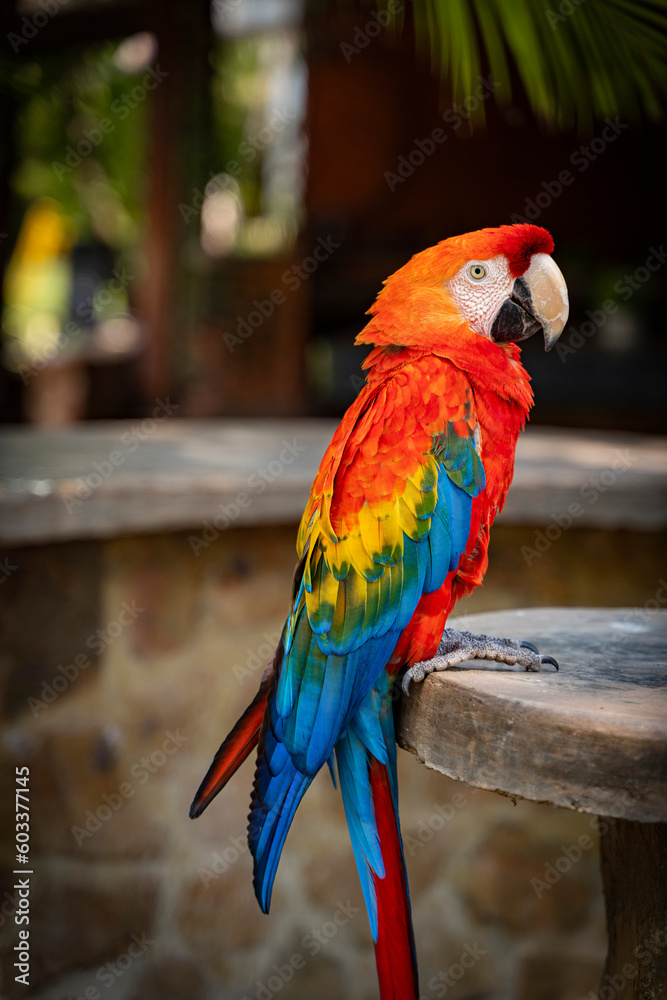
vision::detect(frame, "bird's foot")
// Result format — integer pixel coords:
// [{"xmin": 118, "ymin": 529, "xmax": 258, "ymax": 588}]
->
[{"xmin": 401, "ymin": 628, "xmax": 558, "ymax": 694}]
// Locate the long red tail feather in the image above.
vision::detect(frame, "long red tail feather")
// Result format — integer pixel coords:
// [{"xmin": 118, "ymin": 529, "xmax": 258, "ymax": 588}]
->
[
  {"xmin": 190, "ymin": 674, "xmax": 269, "ymax": 818},
  {"xmin": 370, "ymin": 758, "xmax": 419, "ymax": 1000}
]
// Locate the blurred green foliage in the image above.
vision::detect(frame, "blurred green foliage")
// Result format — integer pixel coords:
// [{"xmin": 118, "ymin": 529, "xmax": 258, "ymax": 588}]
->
[
  {"xmin": 207, "ymin": 29, "xmax": 305, "ymax": 257},
  {"xmin": 362, "ymin": 0, "xmax": 667, "ymax": 131},
  {"xmin": 211, "ymin": 37, "xmax": 265, "ymax": 218},
  {"xmin": 7, "ymin": 41, "xmax": 148, "ymax": 249}
]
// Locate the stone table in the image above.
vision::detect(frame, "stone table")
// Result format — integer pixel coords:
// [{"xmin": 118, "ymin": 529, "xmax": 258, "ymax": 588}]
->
[
  {"xmin": 1, "ymin": 422, "xmax": 665, "ymax": 545},
  {"xmin": 398, "ymin": 606, "xmax": 667, "ymax": 999}
]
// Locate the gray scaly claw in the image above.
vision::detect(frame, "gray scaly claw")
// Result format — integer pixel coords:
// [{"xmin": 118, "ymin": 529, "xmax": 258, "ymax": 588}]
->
[{"xmin": 401, "ymin": 628, "xmax": 559, "ymax": 695}]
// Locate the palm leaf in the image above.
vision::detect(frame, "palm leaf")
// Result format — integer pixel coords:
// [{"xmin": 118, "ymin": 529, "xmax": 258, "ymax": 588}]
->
[{"xmin": 351, "ymin": 0, "xmax": 667, "ymax": 131}]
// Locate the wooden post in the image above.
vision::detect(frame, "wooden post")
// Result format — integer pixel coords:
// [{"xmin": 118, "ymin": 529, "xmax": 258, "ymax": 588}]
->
[
  {"xmin": 139, "ymin": 0, "xmax": 212, "ymax": 405},
  {"xmin": 598, "ymin": 819, "xmax": 667, "ymax": 998}
]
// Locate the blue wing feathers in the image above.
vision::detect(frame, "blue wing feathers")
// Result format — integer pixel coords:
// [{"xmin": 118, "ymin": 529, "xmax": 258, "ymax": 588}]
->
[
  {"xmin": 296, "ymin": 649, "xmax": 354, "ymax": 773},
  {"xmin": 248, "ymin": 438, "xmax": 485, "ymax": 927},
  {"xmin": 320, "ymin": 566, "xmax": 367, "ymax": 655},
  {"xmin": 276, "ymin": 619, "xmax": 324, "ymax": 731},
  {"xmin": 395, "ymin": 536, "xmax": 427, "ymax": 631},
  {"xmin": 445, "ymin": 476, "xmax": 475, "ymax": 568},
  {"xmin": 423, "ymin": 486, "xmax": 453, "ymax": 592}
]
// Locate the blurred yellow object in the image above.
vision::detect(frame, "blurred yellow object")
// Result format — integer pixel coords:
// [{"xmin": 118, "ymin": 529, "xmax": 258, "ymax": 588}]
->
[
  {"xmin": 2, "ymin": 197, "xmax": 76, "ymax": 368},
  {"xmin": 5, "ymin": 196, "xmax": 73, "ymax": 269}
]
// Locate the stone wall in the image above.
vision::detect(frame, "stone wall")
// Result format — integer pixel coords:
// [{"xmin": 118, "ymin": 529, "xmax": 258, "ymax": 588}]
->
[{"xmin": 1, "ymin": 522, "xmax": 664, "ymax": 999}]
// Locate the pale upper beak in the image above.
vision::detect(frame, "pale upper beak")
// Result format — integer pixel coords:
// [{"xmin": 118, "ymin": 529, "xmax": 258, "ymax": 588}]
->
[
  {"xmin": 490, "ymin": 253, "xmax": 569, "ymax": 351},
  {"xmin": 523, "ymin": 253, "xmax": 569, "ymax": 351}
]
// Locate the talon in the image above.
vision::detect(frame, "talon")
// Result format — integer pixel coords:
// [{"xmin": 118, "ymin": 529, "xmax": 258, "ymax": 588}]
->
[{"xmin": 400, "ymin": 630, "xmax": 559, "ymax": 687}]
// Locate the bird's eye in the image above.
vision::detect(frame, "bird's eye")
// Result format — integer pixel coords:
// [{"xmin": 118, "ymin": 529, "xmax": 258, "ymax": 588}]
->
[{"xmin": 469, "ymin": 264, "xmax": 487, "ymax": 280}]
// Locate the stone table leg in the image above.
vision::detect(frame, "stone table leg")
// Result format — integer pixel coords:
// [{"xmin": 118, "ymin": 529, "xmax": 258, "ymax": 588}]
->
[{"xmin": 598, "ymin": 819, "xmax": 667, "ymax": 999}]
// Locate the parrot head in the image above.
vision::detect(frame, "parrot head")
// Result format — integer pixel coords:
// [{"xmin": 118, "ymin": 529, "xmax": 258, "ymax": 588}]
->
[{"xmin": 359, "ymin": 223, "xmax": 569, "ymax": 354}]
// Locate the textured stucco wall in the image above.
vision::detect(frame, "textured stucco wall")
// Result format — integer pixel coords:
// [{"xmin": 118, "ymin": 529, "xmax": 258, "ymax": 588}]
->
[{"xmin": 1, "ymin": 523, "xmax": 664, "ymax": 999}]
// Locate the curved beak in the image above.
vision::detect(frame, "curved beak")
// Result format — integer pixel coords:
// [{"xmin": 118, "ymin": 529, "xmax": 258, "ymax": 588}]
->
[{"xmin": 491, "ymin": 253, "xmax": 569, "ymax": 351}]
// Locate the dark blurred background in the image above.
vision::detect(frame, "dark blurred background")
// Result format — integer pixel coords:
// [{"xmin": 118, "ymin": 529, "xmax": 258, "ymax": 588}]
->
[{"xmin": 0, "ymin": 0, "xmax": 665, "ymax": 430}]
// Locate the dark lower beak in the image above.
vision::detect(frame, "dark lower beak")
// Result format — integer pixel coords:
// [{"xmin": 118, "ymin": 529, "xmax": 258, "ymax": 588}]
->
[
  {"xmin": 491, "ymin": 253, "xmax": 569, "ymax": 351},
  {"xmin": 490, "ymin": 277, "xmax": 543, "ymax": 345}
]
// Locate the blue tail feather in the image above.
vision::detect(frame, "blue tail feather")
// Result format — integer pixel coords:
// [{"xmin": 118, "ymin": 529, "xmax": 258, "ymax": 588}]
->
[
  {"xmin": 336, "ymin": 727, "xmax": 384, "ymax": 939},
  {"xmin": 336, "ymin": 675, "xmax": 404, "ymax": 943},
  {"xmin": 249, "ymin": 699, "xmax": 313, "ymax": 912}
]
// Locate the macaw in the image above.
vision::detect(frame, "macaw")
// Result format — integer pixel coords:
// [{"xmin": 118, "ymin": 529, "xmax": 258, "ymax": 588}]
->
[{"xmin": 190, "ymin": 223, "xmax": 568, "ymax": 999}]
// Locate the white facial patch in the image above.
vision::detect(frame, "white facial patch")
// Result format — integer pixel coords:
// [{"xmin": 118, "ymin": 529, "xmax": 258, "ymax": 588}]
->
[{"xmin": 446, "ymin": 255, "xmax": 514, "ymax": 339}]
